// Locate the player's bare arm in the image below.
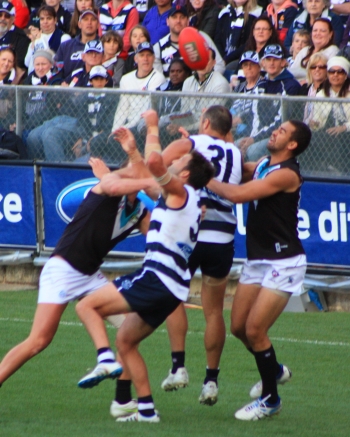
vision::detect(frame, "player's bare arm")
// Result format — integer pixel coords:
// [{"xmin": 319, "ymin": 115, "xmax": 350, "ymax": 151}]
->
[
  {"xmin": 147, "ymin": 151, "xmax": 188, "ymax": 209},
  {"xmin": 208, "ymin": 167, "xmax": 301, "ymax": 204},
  {"xmin": 99, "ymin": 172, "xmax": 158, "ymax": 197}
]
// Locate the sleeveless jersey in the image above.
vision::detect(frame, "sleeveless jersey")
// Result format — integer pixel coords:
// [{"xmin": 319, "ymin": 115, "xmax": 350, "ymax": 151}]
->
[
  {"xmin": 99, "ymin": 3, "xmax": 134, "ymax": 35},
  {"xmin": 189, "ymin": 134, "xmax": 242, "ymax": 244},
  {"xmin": 246, "ymin": 156, "xmax": 305, "ymax": 260},
  {"xmin": 143, "ymin": 185, "xmax": 201, "ymax": 301},
  {"xmin": 53, "ymin": 191, "xmax": 147, "ymax": 275}
]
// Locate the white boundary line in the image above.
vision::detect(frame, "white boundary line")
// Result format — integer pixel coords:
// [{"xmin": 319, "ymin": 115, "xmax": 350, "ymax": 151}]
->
[{"xmin": 1, "ymin": 317, "xmax": 350, "ymax": 348}]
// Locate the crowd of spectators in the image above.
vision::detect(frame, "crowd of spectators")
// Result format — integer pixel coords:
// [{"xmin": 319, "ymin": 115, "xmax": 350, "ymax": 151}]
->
[{"xmin": 0, "ymin": 0, "xmax": 349, "ymax": 172}]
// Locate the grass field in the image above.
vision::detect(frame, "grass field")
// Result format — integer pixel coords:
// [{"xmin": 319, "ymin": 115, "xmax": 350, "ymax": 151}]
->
[{"xmin": 1, "ymin": 290, "xmax": 350, "ymax": 437}]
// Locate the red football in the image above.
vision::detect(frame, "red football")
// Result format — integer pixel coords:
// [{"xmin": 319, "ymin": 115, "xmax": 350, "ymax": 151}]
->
[{"xmin": 178, "ymin": 27, "xmax": 210, "ymax": 70}]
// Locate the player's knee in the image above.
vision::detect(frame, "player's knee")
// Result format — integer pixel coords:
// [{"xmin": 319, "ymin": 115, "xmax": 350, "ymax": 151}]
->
[
  {"xmin": 230, "ymin": 320, "xmax": 245, "ymax": 340},
  {"xmin": 245, "ymin": 323, "xmax": 262, "ymax": 345},
  {"xmin": 27, "ymin": 335, "xmax": 52, "ymax": 356},
  {"xmin": 75, "ymin": 299, "xmax": 88, "ymax": 319},
  {"xmin": 116, "ymin": 332, "xmax": 133, "ymax": 356}
]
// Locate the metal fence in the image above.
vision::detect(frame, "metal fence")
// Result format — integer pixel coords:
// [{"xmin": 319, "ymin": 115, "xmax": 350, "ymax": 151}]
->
[{"xmin": 2, "ymin": 85, "xmax": 350, "ymax": 178}]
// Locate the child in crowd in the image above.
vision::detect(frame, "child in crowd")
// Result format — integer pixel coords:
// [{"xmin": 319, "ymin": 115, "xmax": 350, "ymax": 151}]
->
[
  {"xmin": 287, "ymin": 29, "xmax": 311, "ymax": 67},
  {"xmin": 101, "ymin": 30, "xmax": 124, "ymax": 87},
  {"xmin": 123, "ymin": 24, "xmax": 151, "ymax": 74},
  {"xmin": 72, "ymin": 65, "xmax": 119, "ymax": 162}
]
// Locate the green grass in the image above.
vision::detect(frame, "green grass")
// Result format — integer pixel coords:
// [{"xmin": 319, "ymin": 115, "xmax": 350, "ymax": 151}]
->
[{"xmin": 1, "ymin": 290, "xmax": 350, "ymax": 436}]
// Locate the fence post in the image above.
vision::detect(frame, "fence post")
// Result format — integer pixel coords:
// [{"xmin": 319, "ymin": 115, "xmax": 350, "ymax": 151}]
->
[
  {"xmin": 15, "ymin": 85, "xmax": 23, "ymax": 137},
  {"xmin": 281, "ymin": 95, "xmax": 288, "ymax": 122}
]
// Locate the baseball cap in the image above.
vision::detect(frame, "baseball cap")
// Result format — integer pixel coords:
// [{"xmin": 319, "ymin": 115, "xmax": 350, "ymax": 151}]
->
[
  {"xmin": 239, "ymin": 51, "xmax": 260, "ymax": 65},
  {"xmin": 84, "ymin": 40, "xmax": 103, "ymax": 54},
  {"xmin": 262, "ymin": 44, "xmax": 284, "ymax": 60},
  {"xmin": 0, "ymin": 1, "xmax": 15, "ymax": 16},
  {"xmin": 168, "ymin": 5, "xmax": 188, "ymax": 17},
  {"xmin": 89, "ymin": 65, "xmax": 108, "ymax": 79},
  {"xmin": 79, "ymin": 9, "xmax": 98, "ymax": 21},
  {"xmin": 135, "ymin": 41, "xmax": 154, "ymax": 54}
]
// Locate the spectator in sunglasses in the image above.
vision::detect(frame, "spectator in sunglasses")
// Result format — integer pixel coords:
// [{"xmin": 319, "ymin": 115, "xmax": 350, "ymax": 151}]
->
[{"xmin": 308, "ymin": 56, "xmax": 350, "ymax": 174}]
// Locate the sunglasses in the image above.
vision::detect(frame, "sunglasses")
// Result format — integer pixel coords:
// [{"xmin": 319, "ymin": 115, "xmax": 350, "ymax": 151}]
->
[
  {"xmin": 0, "ymin": 12, "xmax": 11, "ymax": 19},
  {"xmin": 310, "ymin": 65, "xmax": 327, "ymax": 70},
  {"xmin": 328, "ymin": 69, "xmax": 347, "ymax": 75}
]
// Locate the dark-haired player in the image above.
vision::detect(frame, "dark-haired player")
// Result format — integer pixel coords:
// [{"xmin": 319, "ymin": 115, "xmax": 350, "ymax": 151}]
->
[
  {"xmin": 208, "ymin": 120, "xmax": 312, "ymax": 420},
  {"xmin": 75, "ymin": 133, "xmax": 215, "ymax": 422}
]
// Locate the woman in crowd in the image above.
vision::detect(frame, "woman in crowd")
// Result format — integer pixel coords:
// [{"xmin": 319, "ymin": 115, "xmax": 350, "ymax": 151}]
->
[
  {"xmin": 284, "ymin": 0, "xmax": 343, "ymax": 50},
  {"xmin": 187, "ymin": 0, "xmax": 219, "ymax": 40},
  {"xmin": 299, "ymin": 52, "xmax": 327, "ymax": 127},
  {"xmin": 289, "ymin": 17, "xmax": 338, "ymax": 81},
  {"xmin": 244, "ymin": 16, "xmax": 282, "ymax": 59},
  {"xmin": 266, "ymin": 0, "xmax": 298, "ymax": 44},
  {"xmin": 69, "ymin": 0, "xmax": 96, "ymax": 37},
  {"xmin": 25, "ymin": 5, "xmax": 71, "ymax": 74},
  {"xmin": 28, "ymin": 0, "xmax": 72, "ymax": 34},
  {"xmin": 308, "ymin": 56, "xmax": 350, "ymax": 173},
  {"xmin": 287, "ymin": 29, "xmax": 310, "ymax": 66},
  {"xmin": 123, "ymin": 24, "xmax": 151, "ymax": 74},
  {"xmin": 0, "ymin": 48, "xmax": 19, "ymax": 131},
  {"xmin": 24, "ymin": 49, "xmax": 63, "ymax": 158},
  {"xmin": 101, "ymin": 30, "xmax": 124, "ymax": 87},
  {"xmin": 214, "ymin": 0, "xmax": 262, "ymax": 67}
]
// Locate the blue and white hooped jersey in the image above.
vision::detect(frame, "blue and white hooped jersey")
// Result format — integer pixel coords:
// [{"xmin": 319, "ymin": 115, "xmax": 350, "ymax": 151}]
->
[
  {"xmin": 99, "ymin": 3, "xmax": 134, "ymax": 35},
  {"xmin": 189, "ymin": 135, "xmax": 242, "ymax": 244},
  {"xmin": 143, "ymin": 185, "xmax": 201, "ymax": 301}
]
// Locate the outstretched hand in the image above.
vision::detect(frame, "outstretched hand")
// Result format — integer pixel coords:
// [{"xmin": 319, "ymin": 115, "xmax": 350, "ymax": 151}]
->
[
  {"xmin": 112, "ymin": 127, "xmax": 137, "ymax": 155},
  {"xmin": 141, "ymin": 109, "xmax": 159, "ymax": 129},
  {"xmin": 89, "ymin": 157, "xmax": 110, "ymax": 179}
]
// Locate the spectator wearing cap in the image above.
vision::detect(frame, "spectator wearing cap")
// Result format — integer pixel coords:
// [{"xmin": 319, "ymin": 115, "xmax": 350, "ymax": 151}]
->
[
  {"xmin": 167, "ymin": 48, "xmax": 230, "ymax": 135},
  {"xmin": 99, "ymin": 0, "xmax": 139, "ymax": 59},
  {"xmin": 230, "ymin": 50, "xmax": 266, "ymax": 141},
  {"xmin": 110, "ymin": 41, "xmax": 165, "ymax": 146},
  {"xmin": 28, "ymin": 0, "xmax": 72, "ymax": 34},
  {"xmin": 308, "ymin": 56, "xmax": 350, "ymax": 173},
  {"xmin": 54, "ymin": 8, "xmax": 99, "ymax": 77},
  {"xmin": 0, "ymin": 0, "xmax": 30, "ymax": 73},
  {"xmin": 153, "ymin": 4, "xmax": 225, "ymax": 77},
  {"xmin": 143, "ymin": 0, "xmax": 172, "ymax": 45},
  {"xmin": 72, "ymin": 64, "xmax": 119, "ymax": 162},
  {"xmin": 62, "ymin": 39, "xmax": 113, "ymax": 86},
  {"xmin": 238, "ymin": 43, "xmax": 301, "ymax": 161},
  {"xmin": 25, "ymin": 5, "xmax": 71, "ymax": 74}
]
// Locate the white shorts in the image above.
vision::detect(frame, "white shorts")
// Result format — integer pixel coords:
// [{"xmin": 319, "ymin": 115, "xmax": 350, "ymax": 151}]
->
[
  {"xmin": 239, "ymin": 254, "xmax": 307, "ymax": 296},
  {"xmin": 38, "ymin": 257, "xmax": 109, "ymax": 304}
]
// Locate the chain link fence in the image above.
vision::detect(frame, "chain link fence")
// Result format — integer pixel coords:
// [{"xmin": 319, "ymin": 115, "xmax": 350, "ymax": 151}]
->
[{"xmin": 2, "ymin": 85, "xmax": 350, "ymax": 179}]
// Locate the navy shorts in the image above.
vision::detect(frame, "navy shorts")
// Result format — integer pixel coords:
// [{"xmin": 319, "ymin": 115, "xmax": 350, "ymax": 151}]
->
[
  {"xmin": 188, "ymin": 241, "xmax": 234, "ymax": 278},
  {"xmin": 113, "ymin": 269, "xmax": 181, "ymax": 329}
]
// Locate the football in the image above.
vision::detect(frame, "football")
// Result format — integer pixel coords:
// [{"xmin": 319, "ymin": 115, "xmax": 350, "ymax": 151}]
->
[{"xmin": 178, "ymin": 27, "xmax": 210, "ymax": 70}]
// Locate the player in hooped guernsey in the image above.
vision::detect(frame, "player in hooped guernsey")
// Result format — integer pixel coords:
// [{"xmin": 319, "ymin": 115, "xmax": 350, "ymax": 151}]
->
[
  {"xmin": 74, "ymin": 128, "xmax": 214, "ymax": 423},
  {"xmin": 160, "ymin": 105, "xmax": 243, "ymax": 406},
  {"xmin": 208, "ymin": 120, "xmax": 311, "ymax": 421}
]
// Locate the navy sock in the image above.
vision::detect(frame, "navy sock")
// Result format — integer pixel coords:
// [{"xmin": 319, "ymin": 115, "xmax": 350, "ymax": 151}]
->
[
  {"xmin": 97, "ymin": 347, "xmax": 115, "ymax": 363},
  {"xmin": 171, "ymin": 351, "xmax": 185, "ymax": 373},
  {"xmin": 138, "ymin": 395, "xmax": 156, "ymax": 417},
  {"xmin": 115, "ymin": 379, "xmax": 132, "ymax": 404},
  {"xmin": 204, "ymin": 367, "xmax": 219, "ymax": 385},
  {"xmin": 254, "ymin": 345, "xmax": 279, "ymax": 404}
]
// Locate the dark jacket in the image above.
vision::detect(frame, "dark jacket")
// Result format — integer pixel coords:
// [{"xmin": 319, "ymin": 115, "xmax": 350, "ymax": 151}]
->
[
  {"xmin": 0, "ymin": 26, "xmax": 30, "ymax": 70},
  {"xmin": 215, "ymin": 5, "xmax": 262, "ymax": 64}
]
